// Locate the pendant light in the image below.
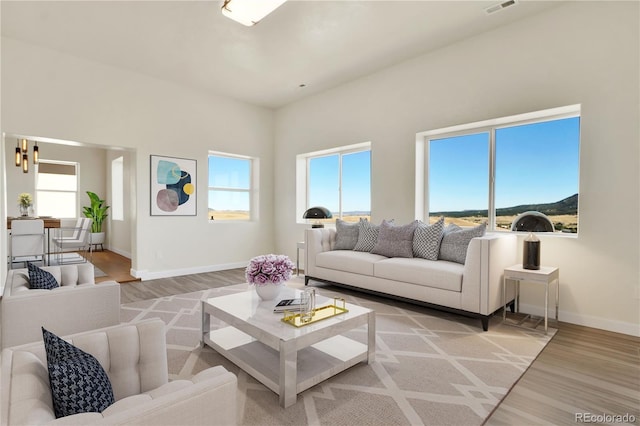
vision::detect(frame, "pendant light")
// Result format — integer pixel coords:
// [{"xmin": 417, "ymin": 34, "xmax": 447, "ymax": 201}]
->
[{"xmin": 15, "ymin": 138, "xmax": 40, "ymax": 173}]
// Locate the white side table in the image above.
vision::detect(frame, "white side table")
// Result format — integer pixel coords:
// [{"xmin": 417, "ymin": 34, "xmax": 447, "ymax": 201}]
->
[
  {"xmin": 503, "ymin": 264, "xmax": 559, "ymax": 334},
  {"xmin": 296, "ymin": 241, "xmax": 305, "ymax": 276}
]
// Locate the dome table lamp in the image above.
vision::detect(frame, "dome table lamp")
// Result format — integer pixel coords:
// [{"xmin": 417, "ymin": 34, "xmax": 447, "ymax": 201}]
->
[
  {"xmin": 303, "ymin": 207, "xmax": 332, "ymax": 228},
  {"xmin": 511, "ymin": 211, "xmax": 555, "ymax": 270}
]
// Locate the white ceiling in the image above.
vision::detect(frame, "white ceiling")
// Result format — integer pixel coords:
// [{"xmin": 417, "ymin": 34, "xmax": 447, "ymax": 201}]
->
[{"xmin": 1, "ymin": 1, "xmax": 561, "ymax": 109}]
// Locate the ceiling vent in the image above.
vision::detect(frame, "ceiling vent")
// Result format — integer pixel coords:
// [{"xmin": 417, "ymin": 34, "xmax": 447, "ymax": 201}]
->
[{"xmin": 485, "ymin": 0, "xmax": 518, "ymax": 15}]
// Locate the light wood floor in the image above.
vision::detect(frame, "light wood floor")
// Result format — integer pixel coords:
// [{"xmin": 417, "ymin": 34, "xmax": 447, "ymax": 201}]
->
[
  {"xmin": 485, "ymin": 323, "xmax": 639, "ymax": 425},
  {"xmin": 94, "ymin": 252, "xmax": 640, "ymax": 424},
  {"xmin": 86, "ymin": 249, "xmax": 140, "ymax": 284}
]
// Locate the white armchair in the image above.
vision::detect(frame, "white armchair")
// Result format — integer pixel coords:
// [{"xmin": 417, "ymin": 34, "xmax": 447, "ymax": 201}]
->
[
  {"xmin": 0, "ymin": 319, "xmax": 238, "ymax": 425},
  {"xmin": 1, "ymin": 263, "xmax": 120, "ymax": 348}
]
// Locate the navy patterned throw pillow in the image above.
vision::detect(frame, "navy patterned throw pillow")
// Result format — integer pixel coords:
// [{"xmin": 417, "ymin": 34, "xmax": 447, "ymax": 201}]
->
[
  {"xmin": 42, "ymin": 327, "xmax": 115, "ymax": 418},
  {"xmin": 27, "ymin": 262, "xmax": 59, "ymax": 290}
]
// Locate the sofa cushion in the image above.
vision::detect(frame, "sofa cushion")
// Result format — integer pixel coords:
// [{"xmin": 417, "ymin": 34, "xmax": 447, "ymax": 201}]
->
[
  {"xmin": 6, "ymin": 351, "xmax": 57, "ymax": 425},
  {"xmin": 334, "ymin": 219, "xmax": 360, "ymax": 250},
  {"xmin": 28, "ymin": 262, "xmax": 59, "ymax": 290},
  {"xmin": 353, "ymin": 219, "xmax": 380, "ymax": 252},
  {"xmin": 316, "ymin": 250, "xmax": 387, "ymax": 276},
  {"xmin": 439, "ymin": 223, "xmax": 486, "ymax": 264},
  {"xmin": 413, "ymin": 217, "xmax": 445, "ymax": 260},
  {"xmin": 354, "ymin": 219, "xmax": 393, "ymax": 252},
  {"xmin": 371, "ymin": 220, "xmax": 418, "ymax": 258},
  {"xmin": 42, "ymin": 327, "xmax": 115, "ymax": 418},
  {"xmin": 374, "ymin": 257, "xmax": 464, "ymax": 292}
]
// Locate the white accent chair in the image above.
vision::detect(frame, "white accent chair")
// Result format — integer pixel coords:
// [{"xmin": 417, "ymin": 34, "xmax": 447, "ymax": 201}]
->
[
  {"xmin": 51, "ymin": 218, "xmax": 92, "ymax": 264},
  {"xmin": 9, "ymin": 219, "xmax": 46, "ymax": 268},
  {"xmin": 1, "ymin": 263, "xmax": 120, "ymax": 348},
  {"xmin": 0, "ymin": 319, "xmax": 238, "ymax": 425}
]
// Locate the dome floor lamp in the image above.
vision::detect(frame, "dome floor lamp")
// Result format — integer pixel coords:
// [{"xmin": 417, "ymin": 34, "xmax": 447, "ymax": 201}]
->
[{"xmin": 303, "ymin": 207, "xmax": 332, "ymax": 228}]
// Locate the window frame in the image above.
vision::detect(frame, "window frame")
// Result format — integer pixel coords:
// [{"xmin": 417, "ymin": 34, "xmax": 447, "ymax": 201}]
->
[
  {"xmin": 207, "ymin": 151, "xmax": 257, "ymax": 222},
  {"xmin": 415, "ymin": 104, "xmax": 580, "ymax": 233},
  {"xmin": 296, "ymin": 141, "xmax": 371, "ymax": 224}
]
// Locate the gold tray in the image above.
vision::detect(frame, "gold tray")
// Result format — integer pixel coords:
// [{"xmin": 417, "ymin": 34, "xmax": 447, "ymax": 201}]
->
[{"xmin": 282, "ymin": 298, "xmax": 348, "ymax": 327}]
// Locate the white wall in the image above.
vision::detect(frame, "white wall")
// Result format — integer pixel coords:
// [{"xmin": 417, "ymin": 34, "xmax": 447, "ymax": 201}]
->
[
  {"xmin": 274, "ymin": 2, "xmax": 640, "ymax": 335},
  {"xmin": 1, "ymin": 37, "xmax": 276, "ymax": 280}
]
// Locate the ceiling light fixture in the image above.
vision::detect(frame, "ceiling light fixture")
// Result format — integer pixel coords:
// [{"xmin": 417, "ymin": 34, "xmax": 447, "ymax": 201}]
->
[
  {"xmin": 221, "ymin": 0, "xmax": 287, "ymax": 26},
  {"xmin": 15, "ymin": 138, "xmax": 40, "ymax": 173}
]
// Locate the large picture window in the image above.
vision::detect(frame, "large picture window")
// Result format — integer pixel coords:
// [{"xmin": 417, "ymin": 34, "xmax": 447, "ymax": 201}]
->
[
  {"xmin": 36, "ymin": 161, "xmax": 78, "ymax": 218},
  {"xmin": 417, "ymin": 105, "xmax": 580, "ymax": 233},
  {"xmin": 297, "ymin": 142, "xmax": 371, "ymax": 225},
  {"xmin": 208, "ymin": 152, "xmax": 256, "ymax": 221}
]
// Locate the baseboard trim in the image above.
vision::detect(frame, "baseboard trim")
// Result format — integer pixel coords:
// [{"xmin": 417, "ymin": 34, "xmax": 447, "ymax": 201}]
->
[
  {"xmin": 131, "ymin": 261, "xmax": 248, "ymax": 281},
  {"xmin": 518, "ymin": 302, "xmax": 639, "ymax": 337},
  {"xmin": 107, "ymin": 246, "xmax": 131, "ymax": 259}
]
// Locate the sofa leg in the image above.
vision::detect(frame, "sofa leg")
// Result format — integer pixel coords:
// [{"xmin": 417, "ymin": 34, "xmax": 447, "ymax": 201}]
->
[
  {"xmin": 304, "ymin": 276, "xmax": 310, "ymax": 286},
  {"xmin": 509, "ymin": 300, "xmax": 516, "ymax": 313},
  {"xmin": 481, "ymin": 317, "xmax": 489, "ymax": 331}
]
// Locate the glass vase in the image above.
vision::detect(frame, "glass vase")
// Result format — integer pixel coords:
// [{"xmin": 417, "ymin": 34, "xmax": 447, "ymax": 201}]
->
[{"xmin": 19, "ymin": 205, "xmax": 30, "ymax": 217}]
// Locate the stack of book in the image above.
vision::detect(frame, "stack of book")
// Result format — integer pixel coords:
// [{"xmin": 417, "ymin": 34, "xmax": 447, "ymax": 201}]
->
[{"xmin": 273, "ymin": 298, "xmax": 304, "ymax": 313}]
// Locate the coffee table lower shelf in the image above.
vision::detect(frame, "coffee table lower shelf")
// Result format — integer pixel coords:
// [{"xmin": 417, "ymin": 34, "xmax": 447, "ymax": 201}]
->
[{"xmin": 203, "ymin": 327, "xmax": 369, "ymax": 406}]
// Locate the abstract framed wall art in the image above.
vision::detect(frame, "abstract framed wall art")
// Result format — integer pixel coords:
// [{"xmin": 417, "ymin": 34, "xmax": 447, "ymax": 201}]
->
[{"xmin": 150, "ymin": 155, "xmax": 197, "ymax": 216}]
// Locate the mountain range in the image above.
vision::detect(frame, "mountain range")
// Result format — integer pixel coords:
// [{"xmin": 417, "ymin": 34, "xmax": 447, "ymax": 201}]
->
[{"xmin": 431, "ymin": 193, "xmax": 578, "ymax": 218}]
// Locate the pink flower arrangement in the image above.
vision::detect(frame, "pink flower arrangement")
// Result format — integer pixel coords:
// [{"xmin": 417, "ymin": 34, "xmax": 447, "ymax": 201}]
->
[{"xmin": 245, "ymin": 254, "xmax": 295, "ymax": 286}]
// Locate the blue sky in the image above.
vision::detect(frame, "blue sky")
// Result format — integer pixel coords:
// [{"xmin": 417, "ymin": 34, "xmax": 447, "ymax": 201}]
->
[
  {"xmin": 309, "ymin": 150, "xmax": 371, "ymax": 214},
  {"xmin": 429, "ymin": 117, "xmax": 580, "ymax": 212},
  {"xmin": 208, "ymin": 155, "xmax": 250, "ymax": 211},
  {"xmin": 209, "ymin": 117, "xmax": 579, "ymax": 214}
]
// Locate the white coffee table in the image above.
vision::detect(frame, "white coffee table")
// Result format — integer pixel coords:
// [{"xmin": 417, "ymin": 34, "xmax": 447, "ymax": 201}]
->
[{"xmin": 201, "ymin": 286, "xmax": 375, "ymax": 408}]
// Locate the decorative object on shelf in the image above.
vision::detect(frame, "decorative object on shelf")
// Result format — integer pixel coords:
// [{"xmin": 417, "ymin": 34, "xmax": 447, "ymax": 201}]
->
[
  {"xmin": 300, "ymin": 288, "xmax": 316, "ymax": 323},
  {"xmin": 523, "ymin": 232, "xmax": 541, "ymax": 270},
  {"xmin": 15, "ymin": 138, "xmax": 39, "ymax": 173},
  {"xmin": 245, "ymin": 254, "xmax": 294, "ymax": 301},
  {"xmin": 221, "ymin": 0, "xmax": 287, "ymax": 26},
  {"xmin": 254, "ymin": 284, "xmax": 282, "ymax": 301},
  {"xmin": 303, "ymin": 206, "xmax": 332, "ymax": 228},
  {"xmin": 150, "ymin": 155, "xmax": 197, "ymax": 216},
  {"xmin": 82, "ymin": 191, "xmax": 110, "ymax": 249},
  {"xmin": 18, "ymin": 193, "xmax": 33, "ymax": 217},
  {"xmin": 282, "ymin": 297, "xmax": 349, "ymax": 327}
]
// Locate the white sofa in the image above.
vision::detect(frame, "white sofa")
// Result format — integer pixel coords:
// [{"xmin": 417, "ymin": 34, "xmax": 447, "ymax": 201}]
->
[
  {"xmin": 1, "ymin": 263, "xmax": 120, "ymax": 348},
  {"xmin": 305, "ymin": 228, "xmax": 517, "ymax": 330},
  {"xmin": 0, "ymin": 319, "xmax": 238, "ymax": 425}
]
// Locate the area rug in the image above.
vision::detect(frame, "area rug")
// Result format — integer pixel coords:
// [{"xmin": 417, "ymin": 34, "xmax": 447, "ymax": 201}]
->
[{"xmin": 121, "ymin": 280, "xmax": 556, "ymax": 426}]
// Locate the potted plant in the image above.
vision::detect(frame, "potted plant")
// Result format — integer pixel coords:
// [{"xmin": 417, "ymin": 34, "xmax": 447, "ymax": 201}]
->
[{"xmin": 82, "ymin": 191, "xmax": 110, "ymax": 248}]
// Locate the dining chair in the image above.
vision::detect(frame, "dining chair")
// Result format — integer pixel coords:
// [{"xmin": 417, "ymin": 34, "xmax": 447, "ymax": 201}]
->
[
  {"xmin": 51, "ymin": 217, "xmax": 92, "ymax": 264},
  {"xmin": 9, "ymin": 219, "xmax": 46, "ymax": 269}
]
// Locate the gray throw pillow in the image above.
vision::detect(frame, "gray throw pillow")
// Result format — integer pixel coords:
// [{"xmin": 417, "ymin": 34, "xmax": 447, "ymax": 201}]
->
[
  {"xmin": 334, "ymin": 219, "xmax": 360, "ymax": 250},
  {"xmin": 371, "ymin": 220, "xmax": 419, "ymax": 258},
  {"xmin": 353, "ymin": 219, "xmax": 393, "ymax": 252},
  {"xmin": 413, "ymin": 217, "xmax": 445, "ymax": 260},
  {"xmin": 439, "ymin": 223, "xmax": 486, "ymax": 264}
]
